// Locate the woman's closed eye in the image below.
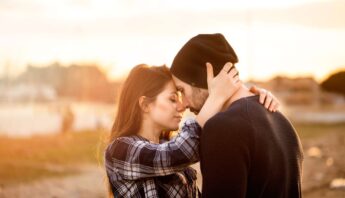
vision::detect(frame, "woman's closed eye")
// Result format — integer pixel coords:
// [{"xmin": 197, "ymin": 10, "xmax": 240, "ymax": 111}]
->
[
  {"xmin": 170, "ymin": 94, "xmax": 178, "ymax": 103},
  {"xmin": 170, "ymin": 94, "xmax": 177, "ymax": 103},
  {"xmin": 170, "ymin": 98, "xmax": 177, "ymax": 103}
]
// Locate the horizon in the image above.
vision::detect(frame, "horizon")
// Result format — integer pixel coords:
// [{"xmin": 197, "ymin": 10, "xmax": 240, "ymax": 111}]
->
[{"xmin": 2, "ymin": 61, "xmax": 343, "ymax": 84}]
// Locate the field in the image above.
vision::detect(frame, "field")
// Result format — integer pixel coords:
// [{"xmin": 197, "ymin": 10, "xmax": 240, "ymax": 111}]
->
[
  {"xmin": 0, "ymin": 124, "xmax": 344, "ymax": 197},
  {"xmin": 0, "ymin": 131, "xmax": 107, "ymax": 183}
]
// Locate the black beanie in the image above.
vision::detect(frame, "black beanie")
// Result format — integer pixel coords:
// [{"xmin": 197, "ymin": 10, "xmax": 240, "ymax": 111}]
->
[{"xmin": 170, "ymin": 33, "xmax": 238, "ymax": 89}]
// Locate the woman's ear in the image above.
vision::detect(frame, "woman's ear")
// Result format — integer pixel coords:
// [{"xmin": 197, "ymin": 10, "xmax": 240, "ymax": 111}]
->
[{"xmin": 138, "ymin": 96, "xmax": 150, "ymax": 113}]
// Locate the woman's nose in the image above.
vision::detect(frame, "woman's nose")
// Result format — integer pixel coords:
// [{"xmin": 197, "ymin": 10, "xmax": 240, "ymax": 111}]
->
[{"xmin": 176, "ymin": 100, "xmax": 186, "ymax": 112}]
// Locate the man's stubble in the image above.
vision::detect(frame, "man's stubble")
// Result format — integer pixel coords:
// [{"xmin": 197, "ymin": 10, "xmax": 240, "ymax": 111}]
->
[{"xmin": 190, "ymin": 87, "xmax": 209, "ymax": 114}]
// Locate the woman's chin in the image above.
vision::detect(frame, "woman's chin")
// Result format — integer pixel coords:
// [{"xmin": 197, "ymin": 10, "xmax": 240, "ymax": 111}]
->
[{"xmin": 164, "ymin": 126, "xmax": 179, "ymax": 131}]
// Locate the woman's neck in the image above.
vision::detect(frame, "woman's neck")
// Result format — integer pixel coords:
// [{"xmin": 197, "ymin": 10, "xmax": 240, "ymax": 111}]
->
[{"xmin": 138, "ymin": 117, "xmax": 162, "ymax": 144}]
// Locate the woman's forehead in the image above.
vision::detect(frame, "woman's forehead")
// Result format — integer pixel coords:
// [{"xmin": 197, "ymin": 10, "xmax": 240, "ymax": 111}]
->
[{"xmin": 165, "ymin": 80, "xmax": 178, "ymax": 91}]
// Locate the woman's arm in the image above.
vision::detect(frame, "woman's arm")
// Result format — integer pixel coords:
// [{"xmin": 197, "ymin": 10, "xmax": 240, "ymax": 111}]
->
[
  {"xmin": 196, "ymin": 62, "xmax": 240, "ymax": 127},
  {"xmin": 105, "ymin": 119, "xmax": 201, "ymax": 180}
]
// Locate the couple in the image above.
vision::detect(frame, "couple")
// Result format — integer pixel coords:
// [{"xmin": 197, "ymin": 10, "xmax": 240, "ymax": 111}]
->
[{"xmin": 105, "ymin": 33, "xmax": 303, "ymax": 198}]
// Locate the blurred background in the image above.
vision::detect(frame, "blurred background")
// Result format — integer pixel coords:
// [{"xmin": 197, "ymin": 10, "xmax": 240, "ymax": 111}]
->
[{"xmin": 0, "ymin": 0, "xmax": 344, "ymax": 197}]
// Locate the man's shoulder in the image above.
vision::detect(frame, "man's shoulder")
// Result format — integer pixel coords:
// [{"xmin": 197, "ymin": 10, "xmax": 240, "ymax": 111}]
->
[
  {"xmin": 203, "ymin": 110, "xmax": 251, "ymax": 136},
  {"xmin": 202, "ymin": 96, "xmax": 263, "ymax": 136},
  {"xmin": 204, "ymin": 111, "xmax": 237, "ymax": 127},
  {"xmin": 204, "ymin": 97, "xmax": 253, "ymax": 127},
  {"xmin": 201, "ymin": 107, "xmax": 254, "ymax": 148}
]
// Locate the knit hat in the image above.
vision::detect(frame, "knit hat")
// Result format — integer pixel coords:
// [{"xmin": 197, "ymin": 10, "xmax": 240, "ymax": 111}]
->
[{"xmin": 170, "ymin": 33, "xmax": 238, "ymax": 89}]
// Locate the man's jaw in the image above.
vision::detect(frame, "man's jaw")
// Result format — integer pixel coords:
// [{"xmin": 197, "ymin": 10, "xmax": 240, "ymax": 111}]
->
[{"xmin": 189, "ymin": 107, "xmax": 200, "ymax": 115}]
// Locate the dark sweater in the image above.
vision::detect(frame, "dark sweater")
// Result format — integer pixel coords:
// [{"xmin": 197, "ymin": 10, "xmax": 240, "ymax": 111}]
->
[{"xmin": 200, "ymin": 95, "xmax": 303, "ymax": 198}]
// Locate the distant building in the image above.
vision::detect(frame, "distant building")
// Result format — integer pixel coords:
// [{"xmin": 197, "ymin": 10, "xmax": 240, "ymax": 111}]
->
[
  {"xmin": 0, "ymin": 62, "xmax": 121, "ymax": 103},
  {"xmin": 249, "ymin": 76, "xmax": 345, "ymax": 106}
]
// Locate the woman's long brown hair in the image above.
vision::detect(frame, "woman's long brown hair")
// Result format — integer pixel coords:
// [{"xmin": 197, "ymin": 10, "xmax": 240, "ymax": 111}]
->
[{"xmin": 106, "ymin": 64, "xmax": 173, "ymax": 197}]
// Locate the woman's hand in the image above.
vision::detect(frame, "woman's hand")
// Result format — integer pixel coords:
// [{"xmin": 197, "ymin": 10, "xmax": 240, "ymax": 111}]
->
[
  {"xmin": 249, "ymin": 86, "xmax": 280, "ymax": 112},
  {"xmin": 196, "ymin": 62, "xmax": 240, "ymax": 127},
  {"xmin": 206, "ymin": 62, "xmax": 241, "ymax": 102}
]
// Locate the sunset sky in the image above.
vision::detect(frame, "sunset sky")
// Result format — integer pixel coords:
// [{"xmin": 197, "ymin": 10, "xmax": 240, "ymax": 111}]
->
[{"xmin": 0, "ymin": 0, "xmax": 345, "ymax": 82}]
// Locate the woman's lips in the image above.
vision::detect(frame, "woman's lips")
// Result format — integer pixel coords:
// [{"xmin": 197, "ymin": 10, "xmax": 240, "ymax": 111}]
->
[{"xmin": 174, "ymin": 116, "xmax": 182, "ymax": 121}]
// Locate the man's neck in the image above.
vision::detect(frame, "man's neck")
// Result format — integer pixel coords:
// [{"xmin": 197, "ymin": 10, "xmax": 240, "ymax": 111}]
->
[{"xmin": 221, "ymin": 84, "xmax": 255, "ymax": 111}]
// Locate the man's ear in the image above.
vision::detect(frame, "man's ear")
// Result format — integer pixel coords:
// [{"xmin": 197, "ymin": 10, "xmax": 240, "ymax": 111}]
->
[{"xmin": 138, "ymin": 96, "xmax": 150, "ymax": 113}]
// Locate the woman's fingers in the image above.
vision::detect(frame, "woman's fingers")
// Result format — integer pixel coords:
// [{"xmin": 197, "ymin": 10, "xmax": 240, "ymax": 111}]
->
[
  {"xmin": 259, "ymin": 90, "xmax": 266, "ymax": 104},
  {"xmin": 206, "ymin": 62, "xmax": 214, "ymax": 88},
  {"xmin": 233, "ymin": 75, "xmax": 240, "ymax": 84},
  {"xmin": 264, "ymin": 92, "xmax": 273, "ymax": 110},
  {"xmin": 221, "ymin": 62, "xmax": 233, "ymax": 74},
  {"xmin": 270, "ymin": 97, "xmax": 280, "ymax": 112},
  {"xmin": 249, "ymin": 85, "xmax": 260, "ymax": 96},
  {"xmin": 228, "ymin": 67, "xmax": 238, "ymax": 78},
  {"xmin": 274, "ymin": 102, "xmax": 280, "ymax": 112},
  {"xmin": 269, "ymin": 101, "xmax": 277, "ymax": 112}
]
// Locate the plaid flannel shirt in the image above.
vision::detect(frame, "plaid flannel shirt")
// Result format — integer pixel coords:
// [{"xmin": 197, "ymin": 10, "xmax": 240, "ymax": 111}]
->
[{"xmin": 105, "ymin": 119, "xmax": 201, "ymax": 198}]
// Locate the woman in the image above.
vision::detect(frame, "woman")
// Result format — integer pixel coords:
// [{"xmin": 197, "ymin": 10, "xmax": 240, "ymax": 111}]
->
[{"xmin": 105, "ymin": 63, "xmax": 278, "ymax": 197}]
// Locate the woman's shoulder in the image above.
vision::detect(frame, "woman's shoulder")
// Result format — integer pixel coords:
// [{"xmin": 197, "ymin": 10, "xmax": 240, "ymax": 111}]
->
[
  {"xmin": 110, "ymin": 135, "xmax": 148, "ymax": 145},
  {"xmin": 106, "ymin": 135, "xmax": 146, "ymax": 158}
]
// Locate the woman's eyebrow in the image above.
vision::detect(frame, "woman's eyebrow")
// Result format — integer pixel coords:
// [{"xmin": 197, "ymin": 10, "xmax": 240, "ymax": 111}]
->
[{"xmin": 176, "ymin": 86, "xmax": 184, "ymax": 92}]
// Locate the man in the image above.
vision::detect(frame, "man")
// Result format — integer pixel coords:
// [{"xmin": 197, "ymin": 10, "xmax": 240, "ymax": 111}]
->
[{"xmin": 170, "ymin": 33, "xmax": 303, "ymax": 197}]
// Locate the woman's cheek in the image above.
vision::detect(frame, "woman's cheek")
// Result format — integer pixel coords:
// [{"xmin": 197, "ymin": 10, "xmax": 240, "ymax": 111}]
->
[{"xmin": 159, "ymin": 101, "xmax": 175, "ymax": 119}]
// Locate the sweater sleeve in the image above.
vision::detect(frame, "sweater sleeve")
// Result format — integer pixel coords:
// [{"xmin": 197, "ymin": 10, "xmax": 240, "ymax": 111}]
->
[
  {"xmin": 200, "ymin": 114, "xmax": 252, "ymax": 198},
  {"xmin": 105, "ymin": 119, "xmax": 202, "ymax": 180}
]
